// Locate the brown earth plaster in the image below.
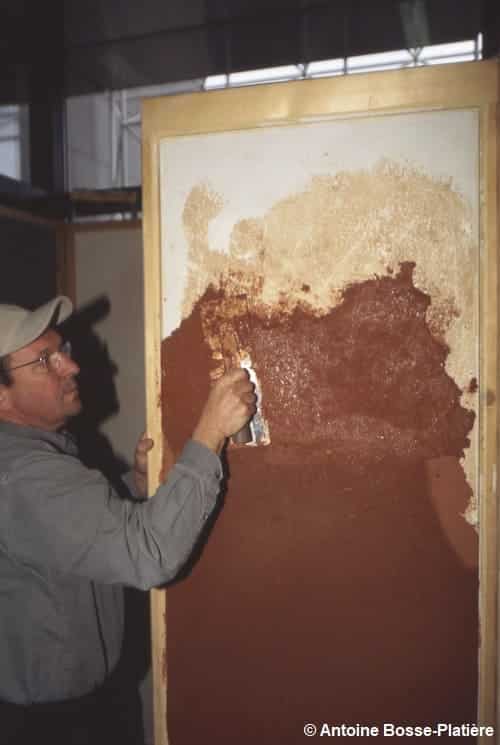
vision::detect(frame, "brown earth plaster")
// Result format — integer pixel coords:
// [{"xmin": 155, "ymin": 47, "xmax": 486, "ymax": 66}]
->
[{"xmin": 161, "ymin": 264, "xmax": 478, "ymax": 744}]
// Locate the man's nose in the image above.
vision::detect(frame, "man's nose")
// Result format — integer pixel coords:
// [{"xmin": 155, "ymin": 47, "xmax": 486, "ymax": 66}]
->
[{"xmin": 59, "ymin": 355, "xmax": 80, "ymax": 377}]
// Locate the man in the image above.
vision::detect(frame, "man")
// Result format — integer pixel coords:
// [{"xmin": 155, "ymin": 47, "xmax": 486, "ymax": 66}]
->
[{"xmin": 0, "ymin": 296, "xmax": 256, "ymax": 744}]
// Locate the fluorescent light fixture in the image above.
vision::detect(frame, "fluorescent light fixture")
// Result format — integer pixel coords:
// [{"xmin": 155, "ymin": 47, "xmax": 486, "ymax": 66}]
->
[
  {"xmin": 204, "ymin": 74, "xmax": 228, "ymax": 90},
  {"xmin": 229, "ymin": 64, "xmax": 301, "ymax": 86},
  {"xmin": 419, "ymin": 39, "xmax": 475, "ymax": 61},
  {"xmin": 307, "ymin": 58, "xmax": 345, "ymax": 77},
  {"xmin": 348, "ymin": 49, "xmax": 413, "ymax": 70}
]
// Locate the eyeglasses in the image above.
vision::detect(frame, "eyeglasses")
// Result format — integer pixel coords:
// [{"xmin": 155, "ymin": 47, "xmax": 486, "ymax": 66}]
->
[{"xmin": 7, "ymin": 341, "xmax": 73, "ymax": 373}]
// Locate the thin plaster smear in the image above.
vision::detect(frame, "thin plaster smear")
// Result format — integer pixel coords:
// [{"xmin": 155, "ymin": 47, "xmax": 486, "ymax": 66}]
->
[{"xmin": 178, "ymin": 160, "xmax": 479, "ymax": 521}]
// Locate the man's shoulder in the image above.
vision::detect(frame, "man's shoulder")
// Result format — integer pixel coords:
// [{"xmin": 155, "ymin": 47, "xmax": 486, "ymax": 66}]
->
[
  {"xmin": 0, "ymin": 425, "xmax": 75, "ymax": 476},
  {"xmin": 0, "ymin": 429, "xmax": 52, "ymax": 459}
]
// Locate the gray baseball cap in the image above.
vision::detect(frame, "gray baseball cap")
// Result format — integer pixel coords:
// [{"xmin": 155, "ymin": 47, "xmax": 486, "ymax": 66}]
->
[{"xmin": 0, "ymin": 296, "xmax": 73, "ymax": 357}]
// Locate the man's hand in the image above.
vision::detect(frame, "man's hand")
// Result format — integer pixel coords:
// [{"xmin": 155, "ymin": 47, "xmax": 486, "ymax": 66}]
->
[
  {"xmin": 192, "ymin": 368, "xmax": 257, "ymax": 454},
  {"xmin": 134, "ymin": 432, "xmax": 154, "ymax": 498}
]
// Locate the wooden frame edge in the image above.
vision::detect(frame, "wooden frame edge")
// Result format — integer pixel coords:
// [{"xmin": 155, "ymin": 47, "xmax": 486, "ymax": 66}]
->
[
  {"xmin": 142, "ymin": 128, "xmax": 169, "ymax": 745},
  {"xmin": 70, "ymin": 218, "xmax": 142, "ymax": 234},
  {"xmin": 478, "ymin": 101, "xmax": 499, "ymax": 743},
  {"xmin": 0, "ymin": 204, "xmax": 59, "ymax": 228},
  {"xmin": 144, "ymin": 60, "xmax": 499, "ymax": 139}
]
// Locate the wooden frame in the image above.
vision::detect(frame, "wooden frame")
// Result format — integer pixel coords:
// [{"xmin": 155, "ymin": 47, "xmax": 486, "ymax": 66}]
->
[{"xmin": 141, "ymin": 61, "xmax": 500, "ymax": 745}]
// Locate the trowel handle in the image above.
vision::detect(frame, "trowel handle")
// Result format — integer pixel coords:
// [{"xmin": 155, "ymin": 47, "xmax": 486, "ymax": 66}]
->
[{"xmin": 231, "ymin": 422, "xmax": 253, "ymax": 444}]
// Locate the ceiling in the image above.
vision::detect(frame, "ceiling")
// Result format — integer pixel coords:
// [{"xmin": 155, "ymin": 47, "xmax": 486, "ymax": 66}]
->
[{"xmin": 1, "ymin": 0, "xmax": 494, "ymax": 104}]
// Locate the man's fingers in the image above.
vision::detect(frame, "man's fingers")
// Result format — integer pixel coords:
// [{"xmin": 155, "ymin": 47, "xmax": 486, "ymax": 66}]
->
[
  {"xmin": 137, "ymin": 437, "xmax": 154, "ymax": 453},
  {"xmin": 223, "ymin": 366, "xmax": 250, "ymax": 386},
  {"xmin": 135, "ymin": 437, "xmax": 154, "ymax": 478},
  {"xmin": 232, "ymin": 376, "xmax": 255, "ymax": 394},
  {"xmin": 230, "ymin": 374, "xmax": 257, "ymax": 414},
  {"xmin": 238, "ymin": 388, "xmax": 257, "ymax": 404}
]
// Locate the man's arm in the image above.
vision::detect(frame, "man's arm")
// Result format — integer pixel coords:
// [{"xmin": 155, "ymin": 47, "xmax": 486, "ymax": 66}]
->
[{"xmin": 0, "ymin": 368, "xmax": 256, "ymax": 590}]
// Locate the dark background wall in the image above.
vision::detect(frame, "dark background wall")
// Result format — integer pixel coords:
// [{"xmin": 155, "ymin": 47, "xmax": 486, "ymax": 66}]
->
[{"xmin": 0, "ymin": 212, "xmax": 57, "ymax": 307}]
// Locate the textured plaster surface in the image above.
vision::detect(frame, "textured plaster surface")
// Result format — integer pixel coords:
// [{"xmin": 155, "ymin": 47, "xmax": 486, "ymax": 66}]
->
[{"xmin": 159, "ymin": 111, "xmax": 479, "ymax": 742}]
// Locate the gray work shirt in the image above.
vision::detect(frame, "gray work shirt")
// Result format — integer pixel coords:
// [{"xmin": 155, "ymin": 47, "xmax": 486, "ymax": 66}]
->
[{"xmin": 0, "ymin": 420, "xmax": 222, "ymax": 704}]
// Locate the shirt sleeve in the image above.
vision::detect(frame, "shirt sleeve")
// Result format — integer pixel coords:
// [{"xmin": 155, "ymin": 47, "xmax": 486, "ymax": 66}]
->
[
  {"xmin": 120, "ymin": 470, "xmax": 142, "ymax": 500},
  {"xmin": 2, "ymin": 439, "xmax": 223, "ymax": 590}
]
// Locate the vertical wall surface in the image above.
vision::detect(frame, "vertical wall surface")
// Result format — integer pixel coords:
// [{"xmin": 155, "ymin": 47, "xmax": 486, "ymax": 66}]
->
[
  {"xmin": 157, "ymin": 107, "xmax": 481, "ymax": 744},
  {"xmin": 0, "ymin": 211, "xmax": 58, "ymax": 307},
  {"xmin": 73, "ymin": 224, "xmax": 146, "ymax": 464},
  {"xmin": 72, "ymin": 223, "xmax": 153, "ymax": 745}
]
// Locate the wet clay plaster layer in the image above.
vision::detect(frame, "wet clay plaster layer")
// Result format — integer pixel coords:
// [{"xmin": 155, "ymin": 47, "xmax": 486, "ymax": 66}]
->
[
  {"xmin": 179, "ymin": 161, "xmax": 478, "ymax": 521},
  {"xmin": 162, "ymin": 264, "xmax": 478, "ymax": 744}
]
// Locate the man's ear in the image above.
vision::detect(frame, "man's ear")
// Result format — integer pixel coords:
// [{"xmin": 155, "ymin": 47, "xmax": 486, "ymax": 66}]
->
[{"xmin": 0, "ymin": 385, "xmax": 11, "ymax": 411}]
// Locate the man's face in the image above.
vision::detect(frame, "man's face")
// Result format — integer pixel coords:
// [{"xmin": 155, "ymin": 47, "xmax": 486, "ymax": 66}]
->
[{"xmin": 0, "ymin": 328, "xmax": 81, "ymax": 431}]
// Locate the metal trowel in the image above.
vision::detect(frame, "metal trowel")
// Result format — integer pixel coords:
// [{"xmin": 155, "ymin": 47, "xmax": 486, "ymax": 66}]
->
[{"xmin": 221, "ymin": 330, "xmax": 270, "ymax": 448}]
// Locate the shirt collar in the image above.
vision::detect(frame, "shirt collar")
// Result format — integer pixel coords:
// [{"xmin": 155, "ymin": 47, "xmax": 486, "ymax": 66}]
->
[{"xmin": 0, "ymin": 419, "xmax": 78, "ymax": 456}]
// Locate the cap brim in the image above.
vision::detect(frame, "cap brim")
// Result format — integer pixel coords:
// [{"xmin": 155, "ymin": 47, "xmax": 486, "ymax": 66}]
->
[{"xmin": 4, "ymin": 296, "xmax": 73, "ymax": 356}]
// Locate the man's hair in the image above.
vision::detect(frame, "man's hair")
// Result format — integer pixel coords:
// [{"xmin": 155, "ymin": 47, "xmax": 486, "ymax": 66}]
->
[{"xmin": 0, "ymin": 356, "xmax": 12, "ymax": 387}]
